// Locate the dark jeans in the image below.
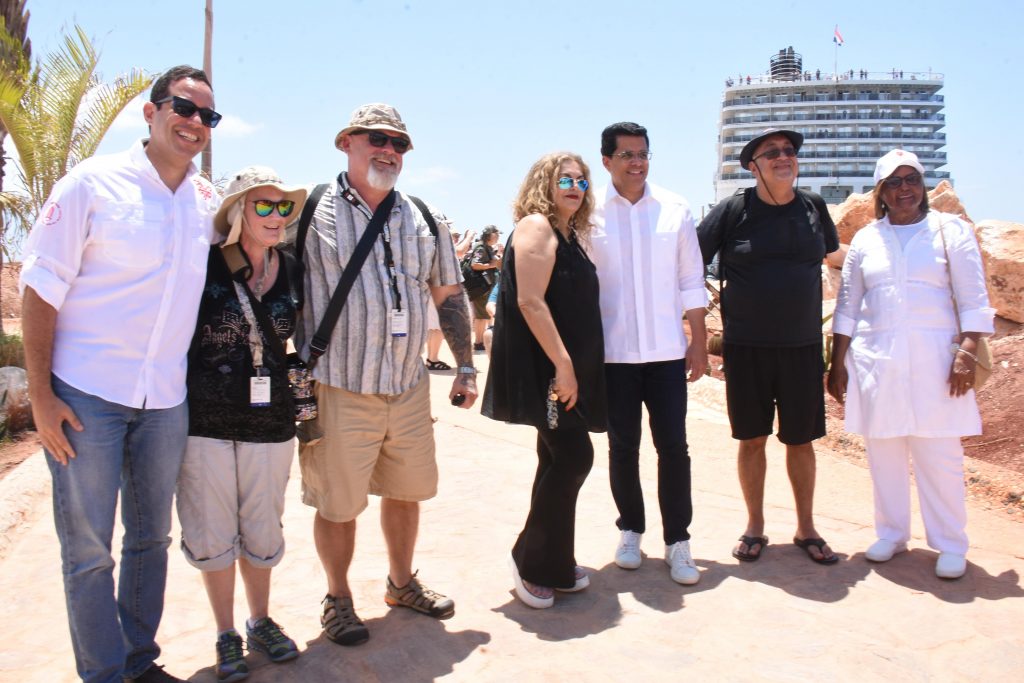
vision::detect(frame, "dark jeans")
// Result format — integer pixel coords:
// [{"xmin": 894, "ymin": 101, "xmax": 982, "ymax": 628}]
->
[
  {"xmin": 605, "ymin": 359, "xmax": 692, "ymax": 544},
  {"xmin": 512, "ymin": 425, "xmax": 593, "ymax": 589}
]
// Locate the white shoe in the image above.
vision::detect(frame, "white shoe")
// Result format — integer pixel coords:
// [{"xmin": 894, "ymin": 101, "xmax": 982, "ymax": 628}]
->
[
  {"xmin": 864, "ymin": 539, "xmax": 908, "ymax": 563},
  {"xmin": 508, "ymin": 555, "xmax": 553, "ymax": 608},
  {"xmin": 555, "ymin": 566, "xmax": 590, "ymax": 593},
  {"xmin": 665, "ymin": 541, "xmax": 700, "ymax": 585},
  {"xmin": 615, "ymin": 530, "xmax": 642, "ymax": 569},
  {"xmin": 935, "ymin": 552, "xmax": 967, "ymax": 579}
]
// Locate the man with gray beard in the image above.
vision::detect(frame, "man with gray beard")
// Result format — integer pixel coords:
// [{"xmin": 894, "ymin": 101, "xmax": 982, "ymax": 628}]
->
[{"xmin": 295, "ymin": 103, "xmax": 476, "ymax": 645}]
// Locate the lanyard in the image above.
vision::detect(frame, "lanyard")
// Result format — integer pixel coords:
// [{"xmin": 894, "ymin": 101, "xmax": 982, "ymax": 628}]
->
[
  {"xmin": 339, "ymin": 175, "xmax": 402, "ymax": 311},
  {"xmin": 233, "ymin": 280, "xmax": 265, "ymax": 372},
  {"xmin": 380, "ymin": 221, "xmax": 403, "ymax": 312}
]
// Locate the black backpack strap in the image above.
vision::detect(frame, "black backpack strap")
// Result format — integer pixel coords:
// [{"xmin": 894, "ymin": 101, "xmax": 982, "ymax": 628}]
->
[
  {"xmin": 307, "ymin": 189, "xmax": 396, "ymax": 366},
  {"xmin": 295, "ymin": 183, "xmax": 330, "ymax": 262},
  {"xmin": 407, "ymin": 195, "xmax": 439, "ymax": 240},
  {"xmin": 713, "ymin": 188, "xmax": 749, "ymax": 283}
]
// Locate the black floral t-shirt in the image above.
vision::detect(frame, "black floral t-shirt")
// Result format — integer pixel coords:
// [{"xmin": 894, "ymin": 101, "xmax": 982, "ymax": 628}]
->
[{"xmin": 187, "ymin": 245, "xmax": 297, "ymax": 442}]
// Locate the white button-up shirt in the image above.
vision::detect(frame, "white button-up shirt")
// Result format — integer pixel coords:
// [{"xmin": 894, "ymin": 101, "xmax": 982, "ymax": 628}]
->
[
  {"xmin": 20, "ymin": 140, "xmax": 219, "ymax": 409},
  {"xmin": 590, "ymin": 182, "xmax": 708, "ymax": 364}
]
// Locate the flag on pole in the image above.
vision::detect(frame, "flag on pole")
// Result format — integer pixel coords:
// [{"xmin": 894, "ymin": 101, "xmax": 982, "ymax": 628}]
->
[{"xmin": 833, "ymin": 25, "xmax": 845, "ymax": 46}]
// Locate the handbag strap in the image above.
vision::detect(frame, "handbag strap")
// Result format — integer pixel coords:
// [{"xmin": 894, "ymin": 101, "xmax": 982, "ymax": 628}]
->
[
  {"xmin": 935, "ymin": 215, "xmax": 965, "ymax": 336},
  {"xmin": 307, "ymin": 189, "xmax": 397, "ymax": 365}
]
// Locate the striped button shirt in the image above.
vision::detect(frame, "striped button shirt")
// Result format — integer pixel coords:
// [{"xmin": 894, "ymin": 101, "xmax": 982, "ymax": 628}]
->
[{"xmin": 296, "ymin": 173, "xmax": 461, "ymax": 395}]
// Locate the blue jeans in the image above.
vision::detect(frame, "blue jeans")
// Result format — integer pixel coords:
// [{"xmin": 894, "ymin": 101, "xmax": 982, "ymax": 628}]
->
[
  {"xmin": 47, "ymin": 376, "xmax": 188, "ymax": 683},
  {"xmin": 605, "ymin": 359, "xmax": 692, "ymax": 544}
]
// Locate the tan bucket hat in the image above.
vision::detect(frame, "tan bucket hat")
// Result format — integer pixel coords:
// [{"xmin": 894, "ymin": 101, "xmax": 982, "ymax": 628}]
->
[
  {"xmin": 334, "ymin": 102, "xmax": 413, "ymax": 151},
  {"xmin": 213, "ymin": 165, "xmax": 308, "ymax": 245}
]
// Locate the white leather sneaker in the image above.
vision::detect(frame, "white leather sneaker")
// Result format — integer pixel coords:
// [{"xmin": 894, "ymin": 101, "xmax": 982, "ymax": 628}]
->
[
  {"xmin": 664, "ymin": 541, "xmax": 700, "ymax": 585},
  {"xmin": 935, "ymin": 552, "xmax": 966, "ymax": 579},
  {"xmin": 864, "ymin": 539, "xmax": 908, "ymax": 562},
  {"xmin": 614, "ymin": 530, "xmax": 642, "ymax": 569}
]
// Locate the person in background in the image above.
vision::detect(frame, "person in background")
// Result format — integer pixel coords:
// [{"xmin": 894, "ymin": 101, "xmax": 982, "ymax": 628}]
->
[
  {"xmin": 177, "ymin": 167, "xmax": 307, "ymax": 681},
  {"xmin": 827, "ymin": 149, "xmax": 994, "ymax": 580},
  {"xmin": 20, "ymin": 65, "xmax": 219, "ymax": 683},
  {"xmin": 470, "ymin": 225, "xmax": 502, "ymax": 351},
  {"xmin": 483, "ymin": 152, "xmax": 607, "ymax": 608}
]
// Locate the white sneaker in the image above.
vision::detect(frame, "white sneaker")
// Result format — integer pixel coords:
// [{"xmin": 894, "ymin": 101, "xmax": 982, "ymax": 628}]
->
[
  {"xmin": 935, "ymin": 552, "xmax": 967, "ymax": 579},
  {"xmin": 664, "ymin": 541, "xmax": 700, "ymax": 585},
  {"xmin": 615, "ymin": 530, "xmax": 643, "ymax": 569},
  {"xmin": 864, "ymin": 539, "xmax": 908, "ymax": 563}
]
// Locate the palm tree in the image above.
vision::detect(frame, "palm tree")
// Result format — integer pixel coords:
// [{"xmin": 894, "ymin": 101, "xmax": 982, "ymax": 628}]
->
[
  {"xmin": 0, "ymin": 0, "xmax": 30, "ymax": 336},
  {"xmin": 0, "ymin": 0, "xmax": 30, "ymax": 193},
  {"xmin": 0, "ymin": 25, "xmax": 152, "ymax": 223}
]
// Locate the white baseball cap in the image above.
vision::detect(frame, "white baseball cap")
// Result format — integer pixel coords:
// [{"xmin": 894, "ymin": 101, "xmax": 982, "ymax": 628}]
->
[{"xmin": 873, "ymin": 149, "xmax": 925, "ymax": 184}]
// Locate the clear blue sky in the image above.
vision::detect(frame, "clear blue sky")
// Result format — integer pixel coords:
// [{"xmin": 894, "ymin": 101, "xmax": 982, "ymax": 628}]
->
[{"xmin": 24, "ymin": 0, "xmax": 1024, "ymax": 234}]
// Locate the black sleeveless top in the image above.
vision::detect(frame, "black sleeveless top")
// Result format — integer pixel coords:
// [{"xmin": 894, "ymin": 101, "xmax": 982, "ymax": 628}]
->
[{"xmin": 482, "ymin": 227, "xmax": 607, "ymax": 432}]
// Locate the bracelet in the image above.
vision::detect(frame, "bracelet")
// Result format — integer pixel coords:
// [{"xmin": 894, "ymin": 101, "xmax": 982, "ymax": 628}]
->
[
  {"xmin": 457, "ymin": 366, "xmax": 477, "ymax": 374},
  {"xmin": 955, "ymin": 347, "xmax": 978, "ymax": 363}
]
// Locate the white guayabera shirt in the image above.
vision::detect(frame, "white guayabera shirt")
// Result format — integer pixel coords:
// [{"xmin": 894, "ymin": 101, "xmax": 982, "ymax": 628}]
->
[{"xmin": 590, "ymin": 182, "xmax": 708, "ymax": 364}]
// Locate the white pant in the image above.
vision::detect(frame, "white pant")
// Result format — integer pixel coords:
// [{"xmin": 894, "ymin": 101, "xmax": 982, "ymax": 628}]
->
[{"xmin": 865, "ymin": 436, "xmax": 967, "ymax": 555}]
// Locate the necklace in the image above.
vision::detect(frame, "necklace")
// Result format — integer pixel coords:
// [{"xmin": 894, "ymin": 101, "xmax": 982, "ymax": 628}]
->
[{"xmin": 252, "ymin": 249, "xmax": 271, "ymax": 299}]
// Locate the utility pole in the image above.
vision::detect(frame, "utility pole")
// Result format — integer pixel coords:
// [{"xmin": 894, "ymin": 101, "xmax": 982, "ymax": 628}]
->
[{"xmin": 201, "ymin": 0, "xmax": 213, "ymax": 179}]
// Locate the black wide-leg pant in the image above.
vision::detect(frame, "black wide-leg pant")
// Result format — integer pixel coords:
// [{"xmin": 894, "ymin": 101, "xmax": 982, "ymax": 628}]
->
[{"xmin": 512, "ymin": 424, "xmax": 594, "ymax": 589}]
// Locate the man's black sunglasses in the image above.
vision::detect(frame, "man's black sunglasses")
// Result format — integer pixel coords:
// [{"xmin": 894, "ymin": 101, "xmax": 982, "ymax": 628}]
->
[
  {"xmin": 354, "ymin": 130, "xmax": 411, "ymax": 154},
  {"xmin": 153, "ymin": 96, "xmax": 222, "ymax": 128}
]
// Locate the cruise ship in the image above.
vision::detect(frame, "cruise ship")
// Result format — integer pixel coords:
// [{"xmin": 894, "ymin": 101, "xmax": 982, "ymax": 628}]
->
[{"xmin": 714, "ymin": 46, "xmax": 950, "ymax": 203}]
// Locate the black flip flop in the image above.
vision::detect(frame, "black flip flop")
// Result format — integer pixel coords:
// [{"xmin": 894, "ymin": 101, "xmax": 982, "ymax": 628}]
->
[
  {"xmin": 793, "ymin": 536, "xmax": 839, "ymax": 565},
  {"xmin": 732, "ymin": 535, "xmax": 768, "ymax": 562}
]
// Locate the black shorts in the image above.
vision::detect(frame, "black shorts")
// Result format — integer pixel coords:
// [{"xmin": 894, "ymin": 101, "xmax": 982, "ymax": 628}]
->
[
  {"xmin": 723, "ymin": 343, "xmax": 825, "ymax": 445},
  {"xmin": 470, "ymin": 290, "xmax": 491, "ymax": 319}
]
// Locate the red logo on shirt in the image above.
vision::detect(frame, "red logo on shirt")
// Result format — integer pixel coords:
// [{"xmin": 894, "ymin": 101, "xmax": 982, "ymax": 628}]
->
[
  {"xmin": 193, "ymin": 177, "xmax": 213, "ymax": 201},
  {"xmin": 42, "ymin": 202, "xmax": 62, "ymax": 225}
]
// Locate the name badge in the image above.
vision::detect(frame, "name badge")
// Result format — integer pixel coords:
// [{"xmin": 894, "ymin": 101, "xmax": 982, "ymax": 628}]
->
[
  {"xmin": 391, "ymin": 309, "xmax": 409, "ymax": 337},
  {"xmin": 250, "ymin": 376, "xmax": 271, "ymax": 406}
]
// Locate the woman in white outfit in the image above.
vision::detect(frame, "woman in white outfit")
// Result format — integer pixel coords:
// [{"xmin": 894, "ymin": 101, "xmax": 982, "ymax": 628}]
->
[{"xmin": 827, "ymin": 149, "xmax": 993, "ymax": 580}]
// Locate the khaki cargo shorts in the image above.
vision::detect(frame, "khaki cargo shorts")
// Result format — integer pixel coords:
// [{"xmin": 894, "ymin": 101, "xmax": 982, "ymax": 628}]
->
[{"xmin": 299, "ymin": 377, "xmax": 437, "ymax": 522}]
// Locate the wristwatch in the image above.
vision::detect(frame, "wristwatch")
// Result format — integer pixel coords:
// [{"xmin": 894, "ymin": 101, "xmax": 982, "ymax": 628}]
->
[{"xmin": 457, "ymin": 366, "xmax": 477, "ymax": 374}]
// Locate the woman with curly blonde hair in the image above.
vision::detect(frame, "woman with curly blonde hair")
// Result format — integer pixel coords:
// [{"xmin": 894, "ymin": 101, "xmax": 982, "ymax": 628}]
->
[{"xmin": 482, "ymin": 152, "xmax": 607, "ymax": 608}]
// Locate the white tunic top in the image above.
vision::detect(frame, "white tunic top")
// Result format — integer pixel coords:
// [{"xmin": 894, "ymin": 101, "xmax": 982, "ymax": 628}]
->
[
  {"xmin": 20, "ymin": 140, "xmax": 218, "ymax": 409},
  {"xmin": 590, "ymin": 182, "xmax": 707, "ymax": 364},
  {"xmin": 832, "ymin": 211, "xmax": 994, "ymax": 438}
]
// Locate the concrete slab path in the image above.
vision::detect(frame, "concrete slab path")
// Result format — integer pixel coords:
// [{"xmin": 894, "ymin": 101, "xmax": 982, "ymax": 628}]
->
[{"xmin": 1, "ymin": 362, "xmax": 1022, "ymax": 682}]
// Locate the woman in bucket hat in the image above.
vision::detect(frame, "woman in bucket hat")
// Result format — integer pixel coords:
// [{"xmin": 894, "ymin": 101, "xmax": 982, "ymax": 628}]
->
[{"xmin": 176, "ymin": 166, "xmax": 307, "ymax": 681}]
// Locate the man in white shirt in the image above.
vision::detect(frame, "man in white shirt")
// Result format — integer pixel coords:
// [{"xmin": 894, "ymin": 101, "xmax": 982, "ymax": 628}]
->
[
  {"xmin": 590, "ymin": 122, "xmax": 708, "ymax": 585},
  {"xmin": 20, "ymin": 65, "xmax": 220, "ymax": 683}
]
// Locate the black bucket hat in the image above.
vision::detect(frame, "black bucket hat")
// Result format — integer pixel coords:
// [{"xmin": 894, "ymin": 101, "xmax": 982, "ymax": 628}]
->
[{"xmin": 740, "ymin": 128, "xmax": 804, "ymax": 169}]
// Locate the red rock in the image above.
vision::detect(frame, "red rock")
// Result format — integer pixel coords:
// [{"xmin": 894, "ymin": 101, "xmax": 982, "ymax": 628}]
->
[{"xmin": 976, "ymin": 220, "xmax": 1024, "ymax": 323}]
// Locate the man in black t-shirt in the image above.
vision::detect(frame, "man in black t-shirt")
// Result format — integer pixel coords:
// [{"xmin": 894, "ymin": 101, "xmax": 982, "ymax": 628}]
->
[{"xmin": 697, "ymin": 128, "xmax": 840, "ymax": 566}]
